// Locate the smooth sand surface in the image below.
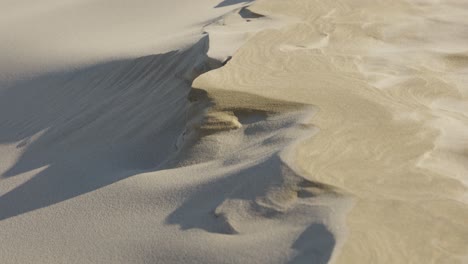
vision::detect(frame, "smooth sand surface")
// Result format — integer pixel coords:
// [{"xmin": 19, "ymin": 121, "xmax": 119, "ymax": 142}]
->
[{"xmin": 1, "ymin": 0, "xmax": 467, "ymax": 263}]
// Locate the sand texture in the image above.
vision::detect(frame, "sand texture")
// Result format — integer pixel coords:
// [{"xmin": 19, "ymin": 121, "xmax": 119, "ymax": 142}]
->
[{"xmin": 1, "ymin": 0, "xmax": 467, "ymax": 263}]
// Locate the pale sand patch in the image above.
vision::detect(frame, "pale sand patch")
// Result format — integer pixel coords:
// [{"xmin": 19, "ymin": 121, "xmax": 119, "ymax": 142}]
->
[
  {"xmin": 194, "ymin": 0, "xmax": 468, "ymax": 262},
  {"xmin": 0, "ymin": 0, "xmax": 467, "ymax": 263}
]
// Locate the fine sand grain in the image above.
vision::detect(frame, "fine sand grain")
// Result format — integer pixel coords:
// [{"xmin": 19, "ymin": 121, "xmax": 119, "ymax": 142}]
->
[{"xmin": 1, "ymin": 0, "xmax": 467, "ymax": 263}]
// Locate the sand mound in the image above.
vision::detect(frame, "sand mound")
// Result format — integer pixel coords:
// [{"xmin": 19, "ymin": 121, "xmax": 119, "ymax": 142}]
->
[
  {"xmin": 0, "ymin": 2, "xmax": 346, "ymax": 263},
  {"xmin": 1, "ymin": 0, "xmax": 467, "ymax": 263}
]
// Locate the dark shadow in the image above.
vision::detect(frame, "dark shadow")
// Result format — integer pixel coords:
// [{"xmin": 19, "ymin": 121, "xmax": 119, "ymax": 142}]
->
[
  {"xmin": 215, "ymin": 0, "xmax": 254, "ymax": 8},
  {"xmin": 288, "ymin": 224, "xmax": 335, "ymax": 264},
  {"xmin": 239, "ymin": 7, "xmax": 264, "ymax": 19},
  {"xmin": 0, "ymin": 38, "xmax": 211, "ymax": 221},
  {"xmin": 166, "ymin": 154, "xmax": 287, "ymax": 234}
]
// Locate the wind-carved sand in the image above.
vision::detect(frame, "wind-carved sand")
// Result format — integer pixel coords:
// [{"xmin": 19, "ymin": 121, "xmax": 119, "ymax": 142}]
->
[
  {"xmin": 195, "ymin": 0, "xmax": 468, "ymax": 263},
  {"xmin": 169, "ymin": 6, "xmax": 351, "ymax": 262},
  {"xmin": 0, "ymin": 1, "xmax": 346, "ymax": 263},
  {"xmin": 0, "ymin": 0, "xmax": 468, "ymax": 263}
]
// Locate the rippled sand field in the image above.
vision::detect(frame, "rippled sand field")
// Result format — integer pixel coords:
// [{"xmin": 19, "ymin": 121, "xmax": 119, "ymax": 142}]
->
[
  {"xmin": 196, "ymin": 0, "xmax": 468, "ymax": 262},
  {"xmin": 0, "ymin": 0, "xmax": 467, "ymax": 263}
]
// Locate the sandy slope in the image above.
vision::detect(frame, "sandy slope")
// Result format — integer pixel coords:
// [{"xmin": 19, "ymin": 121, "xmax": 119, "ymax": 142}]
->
[
  {"xmin": 1, "ymin": 0, "xmax": 468, "ymax": 263},
  {"xmin": 195, "ymin": 0, "xmax": 468, "ymax": 262},
  {"xmin": 1, "ymin": 0, "xmax": 338, "ymax": 263},
  {"xmin": 0, "ymin": 0, "xmax": 252, "ymax": 81}
]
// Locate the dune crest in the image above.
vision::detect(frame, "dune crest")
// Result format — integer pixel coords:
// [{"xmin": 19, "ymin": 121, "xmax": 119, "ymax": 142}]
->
[
  {"xmin": 1, "ymin": 0, "xmax": 467, "ymax": 263},
  {"xmin": 0, "ymin": 2, "xmax": 347, "ymax": 263},
  {"xmin": 196, "ymin": 0, "xmax": 468, "ymax": 263}
]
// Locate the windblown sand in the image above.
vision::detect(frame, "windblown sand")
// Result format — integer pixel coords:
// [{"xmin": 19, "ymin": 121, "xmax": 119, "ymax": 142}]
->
[{"xmin": 0, "ymin": 0, "xmax": 467, "ymax": 263}]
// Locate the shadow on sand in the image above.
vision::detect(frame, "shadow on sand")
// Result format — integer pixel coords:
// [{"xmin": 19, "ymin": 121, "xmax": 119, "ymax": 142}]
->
[
  {"xmin": 288, "ymin": 224, "xmax": 335, "ymax": 264},
  {"xmin": 0, "ymin": 38, "xmax": 211, "ymax": 221},
  {"xmin": 215, "ymin": 0, "xmax": 254, "ymax": 8},
  {"xmin": 0, "ymin": 29, "xmax": 336, "ymax": 263}
]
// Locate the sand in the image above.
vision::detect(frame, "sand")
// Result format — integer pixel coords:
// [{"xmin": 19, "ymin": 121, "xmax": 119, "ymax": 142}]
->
[{"xmin": 1, "ymin": 0, "xmax": 467, "ymax": 263}]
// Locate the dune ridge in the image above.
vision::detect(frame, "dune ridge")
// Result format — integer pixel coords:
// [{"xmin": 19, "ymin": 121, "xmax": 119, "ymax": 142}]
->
[
  {"xmin": 0, "ymin": 2, "xmax": 348, "ymax": 263},
  {"xmin": 1, "ymin": 0, "xmax": 468, "ymax": 263},
  {"xmin": 194, "ymin": 0, "xmax": 468, "ymax": 263}
]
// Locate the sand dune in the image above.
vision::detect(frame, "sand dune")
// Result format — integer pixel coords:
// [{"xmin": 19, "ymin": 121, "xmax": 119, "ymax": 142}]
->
[
  {"xmin": 1, "ymin": 0, "xmax": 467, "ymax": 263},
  {"xmin": 195, "ymin": 0, "xmax": 468, "ymax": 262}
]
